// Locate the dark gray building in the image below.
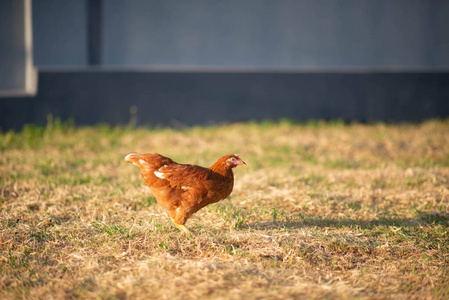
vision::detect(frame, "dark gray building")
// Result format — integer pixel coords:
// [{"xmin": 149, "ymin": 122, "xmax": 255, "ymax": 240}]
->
[{"xmin": 1, "ymin": 0, "xmax": 449, "ymax": 129}]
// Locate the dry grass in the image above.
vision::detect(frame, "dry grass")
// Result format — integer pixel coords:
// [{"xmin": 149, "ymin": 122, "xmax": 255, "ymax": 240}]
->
[{"xmin": 1, "ymin": 119, "xmax": 448, "ymax": 299}]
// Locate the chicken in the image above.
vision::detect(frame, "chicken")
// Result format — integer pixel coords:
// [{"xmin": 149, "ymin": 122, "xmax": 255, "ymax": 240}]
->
[{"xmin": 125, "ymin": 153, "xmax": 246, "ymax": 234}]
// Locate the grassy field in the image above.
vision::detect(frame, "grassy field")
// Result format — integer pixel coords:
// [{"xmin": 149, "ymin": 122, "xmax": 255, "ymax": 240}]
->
[{"xmin": 1, "ymin": 119, "xmax": 448, "ymax": 299}]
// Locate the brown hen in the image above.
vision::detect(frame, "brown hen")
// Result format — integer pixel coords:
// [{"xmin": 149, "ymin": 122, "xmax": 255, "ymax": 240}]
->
[{"xmin": 125, "ymin": 153, "xmax": 246, "ymax": 234}]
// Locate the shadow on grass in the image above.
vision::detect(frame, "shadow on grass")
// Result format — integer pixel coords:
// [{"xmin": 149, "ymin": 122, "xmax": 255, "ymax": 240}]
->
[{"xmin": 243, "ymin": 212, "xmax": 449, "ymax": 230}]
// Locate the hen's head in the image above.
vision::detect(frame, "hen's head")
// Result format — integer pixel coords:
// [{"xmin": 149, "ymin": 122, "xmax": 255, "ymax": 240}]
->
[{"xmin": 223, "ymin": 154, "xmax": 247, "ymax": 169}]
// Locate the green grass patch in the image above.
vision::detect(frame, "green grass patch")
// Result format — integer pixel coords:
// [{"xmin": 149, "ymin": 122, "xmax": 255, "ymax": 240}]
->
[{"xmin": 1, "ymin": 120, "xmax": 448, "ymax": 299}]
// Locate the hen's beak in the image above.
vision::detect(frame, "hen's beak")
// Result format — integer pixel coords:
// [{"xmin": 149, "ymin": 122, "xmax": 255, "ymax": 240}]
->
[{"xmin": 237, "ymin": 158, "xmax": 247, "ymax": 166}]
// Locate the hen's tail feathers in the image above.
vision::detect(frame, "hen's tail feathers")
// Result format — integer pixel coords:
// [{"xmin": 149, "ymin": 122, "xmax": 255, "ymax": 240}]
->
[{"xmin": 125, "ymin": 152, "xmax": 143, "ymax": 166}]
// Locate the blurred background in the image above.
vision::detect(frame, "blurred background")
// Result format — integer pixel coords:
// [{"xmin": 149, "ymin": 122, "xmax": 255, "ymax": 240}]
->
[{"xmin": 1, "ymin": 0, "xmax": 449, "ymax": 130}]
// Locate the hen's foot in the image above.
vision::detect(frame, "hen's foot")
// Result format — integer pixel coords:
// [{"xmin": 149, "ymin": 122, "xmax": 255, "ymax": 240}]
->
[
  {"xmin": 170, "ymin": 218, "xmax": 192, "ymax": 235},
  {"xmin": 176, "ymin": 224, "xmax": 192, "ymax": 235}
]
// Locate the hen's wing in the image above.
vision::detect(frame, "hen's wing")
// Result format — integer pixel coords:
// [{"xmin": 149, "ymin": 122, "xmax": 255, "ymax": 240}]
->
[
  {"xmin": 156, "ymin": 163, "xmax": 232, "ymax": 207},
  {"xmin": 155, "ymin": 164, "xmax": 212, "ymax": 190},
  {"xmin": 126, "ymin": 153, "xmax": 216, "ymax": 198}
]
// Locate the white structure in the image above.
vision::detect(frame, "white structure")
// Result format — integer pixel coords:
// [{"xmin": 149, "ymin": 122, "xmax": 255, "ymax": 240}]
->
[{"xmin": 0, "ymin": 0, "xmax": 37, "ymax": 97}]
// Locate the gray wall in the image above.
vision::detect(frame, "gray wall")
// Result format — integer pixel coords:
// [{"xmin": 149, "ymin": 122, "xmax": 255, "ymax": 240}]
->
[
  {"xmin": 2, "ymin": 70, "xmax": 448, "ymax": 131},
  {"xmin": 32, "ymin": 0, "xmax": 87, "ymax": 66},
  {"xmin": 33, "ymin": 0, "xmax": 449, "ymax": 68},
  {"xmin": 0, "ymin": 0, "xmax": 25, "ymax": 89},
  {"xmin": 1, "ymin": 0, "xmax": 448, "ymax": 129}
]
